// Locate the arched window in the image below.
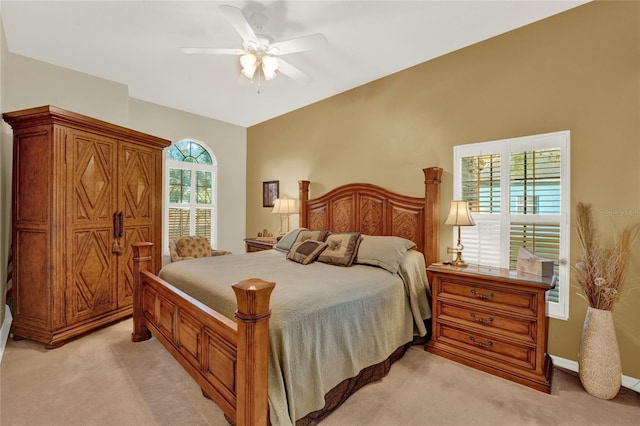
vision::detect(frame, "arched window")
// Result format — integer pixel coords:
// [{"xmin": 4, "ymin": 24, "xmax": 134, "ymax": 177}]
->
[{"xmin": 165, "ymin": 140, "xmax": 218, "ymax": 247}]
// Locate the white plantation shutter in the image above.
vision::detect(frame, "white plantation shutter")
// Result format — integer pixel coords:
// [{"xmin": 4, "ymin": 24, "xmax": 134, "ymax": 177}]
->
[
  {"xmin": 453, "ymin": 131, "xmax": 570, "ymax": 320},
  {"xmin": 168, "ymin": 207, "xmax": 190, "ymax": 241},
  {"xmin": 460, "ymin": 219, "xmax": 502, "ymax": 267},
  {"xmin": 509, "ymin": 222, "xmax": 561, "ymax": 303}
]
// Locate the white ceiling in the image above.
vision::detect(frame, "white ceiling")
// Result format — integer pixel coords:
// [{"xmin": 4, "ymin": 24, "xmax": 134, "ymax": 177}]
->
[{"xmin": 1, "ymin": 1, "xmax": 588, "ymax": 128}]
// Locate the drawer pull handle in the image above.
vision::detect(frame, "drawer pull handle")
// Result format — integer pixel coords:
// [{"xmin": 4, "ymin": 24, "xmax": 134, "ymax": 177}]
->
[
  {"xmin": 470, "ymin": 312, "xmax": 494, "ymax": 324},
  {"xmin": 469, "ymin": 336, "xmax": 493, "ymax": 348},
  {"xmin": 471, "ymin": 289, "xmax": 494, "ymax": 300}
]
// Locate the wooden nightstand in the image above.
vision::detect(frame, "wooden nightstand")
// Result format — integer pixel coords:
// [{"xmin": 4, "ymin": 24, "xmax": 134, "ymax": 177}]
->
[
  {"xmin": 244, "ymin": 238, "xmax": 276, "ymax": 253},
  {"xmin": 425, "ymin": 263, "xmax": 556, "ymax": 393}
]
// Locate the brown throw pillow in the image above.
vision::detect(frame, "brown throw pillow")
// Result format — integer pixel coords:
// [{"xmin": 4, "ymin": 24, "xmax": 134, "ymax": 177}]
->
[
  {"xmin": 287, "ymin": 240, "xmax": 329, "ymax": 265},
  {"xmin": 318, "ymin": 232, "xmax": 362, "ymax": 266}
]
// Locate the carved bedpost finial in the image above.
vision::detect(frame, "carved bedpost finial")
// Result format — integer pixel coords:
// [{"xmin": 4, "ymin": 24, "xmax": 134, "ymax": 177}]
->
[
  {"xmin": 233, "ymin": 278, "xmax": 276, "ymax": 426},
  {"xmin": 233, "ymin": 278, "xmax": 275, "ymax": 322},
  {"xmin": 423, "ymin": 167, "xmax": 443, "ymax": 184}
]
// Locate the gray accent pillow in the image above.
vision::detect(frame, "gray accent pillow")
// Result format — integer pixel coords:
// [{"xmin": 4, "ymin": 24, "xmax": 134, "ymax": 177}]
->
[
  {"xmin": 354, "ymin": 235, "xmax": 416, "ymax": 273},
  {"xmin": 274, "ymin": 228, "xmax": 307, "ymax": 253},
  {"xmin": 318, "ymin": 232, "xmax": 362, "ymax": 266}
]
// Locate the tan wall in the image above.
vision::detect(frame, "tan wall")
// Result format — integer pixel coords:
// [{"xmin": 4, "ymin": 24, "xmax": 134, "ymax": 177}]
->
[{"xmin": 248, "ymin": 1, "xmax": 640, "ymax": 377}]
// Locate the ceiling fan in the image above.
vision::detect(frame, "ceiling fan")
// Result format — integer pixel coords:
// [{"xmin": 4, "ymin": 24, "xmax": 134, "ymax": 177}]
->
[{"xmin": 181, "ymin": 5, "xmax": 327, "ymax": 90}]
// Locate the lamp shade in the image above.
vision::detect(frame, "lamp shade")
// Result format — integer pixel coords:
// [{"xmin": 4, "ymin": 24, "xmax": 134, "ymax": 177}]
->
[
  {"xmin": 444, "ymin": 200, "xmax": 475, "ymax": 226},
  {"xmin": 240, "ymin": 53, "xmax": 257, "ymax": 79},
  {"xmin": 262, "ymin": 55, "xmax": 279, "ymax": 80},
  {"xmin": 271, "ymin": 198, "xmax": 297, "ymax": 215}
]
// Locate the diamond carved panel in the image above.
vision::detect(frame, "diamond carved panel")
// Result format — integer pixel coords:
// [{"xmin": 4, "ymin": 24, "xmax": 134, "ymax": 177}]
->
[
  {"xmin": 123, "ymin": 150, "xmax": 152, "ymax": 219},
  {"xmin": 80, "ymin": 156, "xmax": 105, "ymax": 208},
  {"xmin": 73, "ymin": 230, "xmax": 112, "ymax": 315},
  {"xmin": 75, "ymin": 138, "xmax": 113, "ymax": 221}
]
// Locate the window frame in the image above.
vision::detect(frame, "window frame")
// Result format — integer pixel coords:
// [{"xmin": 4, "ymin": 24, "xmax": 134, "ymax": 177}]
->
[
  {"xmin": 452, "ymin": 130, "xmax": 571, "ymax": 320},
  {"xmin": 164, "ymin": 139, "xmax": 218, "ymax": 254}
]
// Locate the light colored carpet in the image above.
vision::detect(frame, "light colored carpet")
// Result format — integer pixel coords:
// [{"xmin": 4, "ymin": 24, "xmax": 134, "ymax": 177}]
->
[{"xmin": 1, "ymin": 318, "xmax": 638, "ymax": 426}]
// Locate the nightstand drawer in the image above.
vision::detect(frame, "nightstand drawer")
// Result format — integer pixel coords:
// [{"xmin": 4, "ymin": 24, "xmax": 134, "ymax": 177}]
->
[
  {"xmin": 438, "ymin": 279, "xmax": 539, "ymax": 317},
  {"xmin": 437, "ymin": 323, "xmax": 536, "ymax": 371},
  {"xmin": 437, "ymin": 301, "xmax": 536, "ymax": 343}
]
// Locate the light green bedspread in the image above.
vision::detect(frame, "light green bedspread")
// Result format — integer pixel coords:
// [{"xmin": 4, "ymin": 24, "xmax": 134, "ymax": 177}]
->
[{"xmin": 159, "ymin": 249, "xmax": 431, "ymax": 426}]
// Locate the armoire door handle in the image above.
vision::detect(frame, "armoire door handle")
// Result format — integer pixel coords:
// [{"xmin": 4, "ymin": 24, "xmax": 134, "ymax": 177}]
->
[
  {"xmin": 113, "ymin": 212, "xmax": 120, "ymax": 238},
  {"xmin": 118, "ymin": 212, "xmax": 124, "ymax": 238}
]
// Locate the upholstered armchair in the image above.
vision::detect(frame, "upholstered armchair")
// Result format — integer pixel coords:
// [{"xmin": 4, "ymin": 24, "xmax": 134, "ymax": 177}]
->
[{"xmin": 169, "ymin": 235, "xmax": 231, "ymax": 262}]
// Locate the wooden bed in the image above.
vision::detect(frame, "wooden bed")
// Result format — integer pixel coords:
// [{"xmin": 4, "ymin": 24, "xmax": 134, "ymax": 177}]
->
[{"xmin": 131, "ymin": 167, "xmax": 442, "ymax": 426}]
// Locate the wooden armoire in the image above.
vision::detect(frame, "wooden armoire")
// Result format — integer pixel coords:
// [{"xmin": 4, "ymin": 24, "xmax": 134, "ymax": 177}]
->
[{"xmin": 3, "ymin": 106, "xmax": 170, "ymax": 348}]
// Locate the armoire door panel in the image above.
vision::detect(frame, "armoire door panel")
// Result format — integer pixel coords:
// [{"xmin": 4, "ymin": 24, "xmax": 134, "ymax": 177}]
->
[
  {"xmin": 120, "ymin": 142, "xmax": 155, "ymax": 223},
  {"xmin": 67, "ymin": 229, "xmax": 118, "ymax": 323},
  {"xmin": 118, "ymin": 141, "xmax": 159, "ymax": 307},
  {"xmin": 66, "ymin": 128, "xmax": 119, "ymax": 325},
  {"xmin": 69, "ymin": 130, "xmax": 118, "ymax": 223}
]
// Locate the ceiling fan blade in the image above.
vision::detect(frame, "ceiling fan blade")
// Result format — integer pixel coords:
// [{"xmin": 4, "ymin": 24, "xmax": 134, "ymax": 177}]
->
[
  {"xmin": 269, "ymin": 33, "xmax": 327, "ymax": 55},
  {"xmin": 276, "ymin": 58, "xmax": 312, "ymax": 85},
  {"xmin": 219, "ymin": 5, "xmax": 260, "ymax": 47},
  {"xmin": 181, "ymin": 47, "xmax": 245, "ymax": 55}
]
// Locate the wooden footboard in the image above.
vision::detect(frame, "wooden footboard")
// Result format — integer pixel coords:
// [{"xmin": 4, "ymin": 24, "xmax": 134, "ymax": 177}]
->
[{"xmin": 131, "ymin": 243, "xmax": 275, "ymax": 426}]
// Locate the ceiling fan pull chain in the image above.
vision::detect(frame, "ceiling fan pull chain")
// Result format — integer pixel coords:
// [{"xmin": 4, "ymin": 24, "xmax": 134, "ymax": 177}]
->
[{"xmin": 256, "ymin": 67, "xmax": 262, "ymax": 94}]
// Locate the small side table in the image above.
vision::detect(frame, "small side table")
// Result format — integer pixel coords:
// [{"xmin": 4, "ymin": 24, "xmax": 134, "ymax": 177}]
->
[
  {"xmin": 244, "ymin": 238, "xmax": 275, "ymax": 253},
  {"xmin": 425, "ymin": 262, "xmax": 556, "ymax": 393}
]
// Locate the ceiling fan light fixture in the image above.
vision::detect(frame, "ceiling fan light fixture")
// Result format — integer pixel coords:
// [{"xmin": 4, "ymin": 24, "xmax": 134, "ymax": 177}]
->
[
  {"xmin": 240, "ymin": 53, "xmax": 256, "ymax": 68},
  {"xmin": 182, "ymin": 5, "xmax": 325, "ymax": 88},
  {"xmin": 262, "ymin": 55, "xmax": 279, "ymax": 80},
  {"xmin": 263, "ymin": 67, "xmax": 276, "ymax": 80},
  {"xmin": 240, "ymin": 53, "xmax": 258, "ymax": 79},
  {"xmin": 241, "ymin": 64, "xmax": 257, "ymax": 79}
]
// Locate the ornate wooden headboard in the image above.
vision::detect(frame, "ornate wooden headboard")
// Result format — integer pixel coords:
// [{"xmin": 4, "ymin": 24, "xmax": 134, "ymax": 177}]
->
[{"xmin": 298, "ymin": 167, "xmax": 443, "ymax": 267}]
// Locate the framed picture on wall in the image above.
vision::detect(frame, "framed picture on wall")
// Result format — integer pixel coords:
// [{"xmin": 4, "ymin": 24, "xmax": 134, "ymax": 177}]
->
[{"xmin": 263, "ymin": 180, "xmax": 279, "ymax": 208}]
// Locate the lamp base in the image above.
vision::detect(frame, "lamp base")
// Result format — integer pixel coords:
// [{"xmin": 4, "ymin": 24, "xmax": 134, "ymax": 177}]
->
[{"xmin": 447, "ymin": 248, "xmax": 467, "ymax": 267}]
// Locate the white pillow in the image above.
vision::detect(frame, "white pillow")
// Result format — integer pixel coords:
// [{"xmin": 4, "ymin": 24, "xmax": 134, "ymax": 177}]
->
[{"xmin": 354, "ymin": 235, "xmax": 416, "ymax": 273}]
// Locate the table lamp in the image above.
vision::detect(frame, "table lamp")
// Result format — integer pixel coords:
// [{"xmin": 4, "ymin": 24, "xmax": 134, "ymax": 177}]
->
[
  {"xmin": 445, "ymin": 200, "xmax": 475, "ymax": 266},
  {"xmin": 271, "ymin": 198, "xmax": 297, "ymax": 236}
]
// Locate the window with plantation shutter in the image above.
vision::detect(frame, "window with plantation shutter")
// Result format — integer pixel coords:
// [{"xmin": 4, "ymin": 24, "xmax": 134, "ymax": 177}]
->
[
  {"xmin": 453, "ymin": 131, "xmax": 570, "ymax": 319},
  {"xmin": 165, "ymin": 140, "xmax": 218, "ymax": 252}
]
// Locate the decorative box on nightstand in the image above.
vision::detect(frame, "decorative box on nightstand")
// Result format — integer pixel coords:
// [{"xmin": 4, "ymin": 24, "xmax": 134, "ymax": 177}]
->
[{"xmin": 425, "ymin": 263, "xmax": 556, "ymax": 393}]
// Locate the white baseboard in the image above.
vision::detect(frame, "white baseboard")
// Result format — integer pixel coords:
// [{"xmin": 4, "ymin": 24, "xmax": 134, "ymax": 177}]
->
[
  {"xmin": 0, "ymin": 305, "xmax": 13, "ymax": 363},
  {"xmin": 551, "ymin": 354, "xmax": 640, "ymax": 393}
]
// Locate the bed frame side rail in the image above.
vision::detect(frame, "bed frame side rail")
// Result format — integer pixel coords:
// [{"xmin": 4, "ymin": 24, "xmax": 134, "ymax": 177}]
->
[{"xmin": 131, "ymin": 243, "xmax": 275, "ymax": 426}]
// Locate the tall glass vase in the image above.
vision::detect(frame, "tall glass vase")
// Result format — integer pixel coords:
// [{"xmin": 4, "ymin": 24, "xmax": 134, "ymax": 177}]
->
[{"xmin": 578, "ymin": 307, "xmax": 622, "ymax": 399}]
